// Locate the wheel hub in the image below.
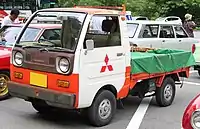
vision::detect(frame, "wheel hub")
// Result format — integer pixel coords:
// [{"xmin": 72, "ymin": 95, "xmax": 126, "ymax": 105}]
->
[
  {"xmin": 98, "ymin": 99, "xmax": 112, "ymax": 120},
  {"xmin": 0, "ymin": 74, "xmax": 10, "ymax": 96},
  {"xmin": 164, "ymin": 84, "xmax": 173, "ymax": 101}
]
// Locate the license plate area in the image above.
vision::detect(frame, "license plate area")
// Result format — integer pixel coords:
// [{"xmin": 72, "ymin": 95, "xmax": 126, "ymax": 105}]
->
[{"xmin": 30, "ymin": 72, "xmax": 47, "ymax": 88}]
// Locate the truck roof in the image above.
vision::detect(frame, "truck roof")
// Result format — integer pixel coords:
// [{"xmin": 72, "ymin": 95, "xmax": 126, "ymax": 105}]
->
[
  {"xmin": 39, "ymin": 7, "xmax": 121, "ymax": 15},
  {"xmin": 2, "ymin": 24, "xmax": 61, "ymax": 29}
]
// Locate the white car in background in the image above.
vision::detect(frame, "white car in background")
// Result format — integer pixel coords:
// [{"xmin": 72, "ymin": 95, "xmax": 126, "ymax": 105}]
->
[
  {"xmin": 156, "ymin": 16, "xmax": 182, "ymax": 25},
  {"xmin": 127, "ymin": 20, "xmax": 198, "ymax": 52},
  {"xmin": 132, "ymin": 16, "xmax": 149, "ymax": 21},
  {"xmin": 126, "ymin": 11, "xmax": 149, "ymax": 21}
]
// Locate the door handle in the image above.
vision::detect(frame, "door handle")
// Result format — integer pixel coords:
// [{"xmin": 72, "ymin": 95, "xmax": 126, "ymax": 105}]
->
[
  {"xmin": 117, "ymin": 53, "xmax": 124, "ymax": 56},
  {"xmin": 162, "ymin": 40, "xmax": 165, "ymax": 42},
  {"xmin": 179, "ymin": 40, "xmax": 181, "ymax": 42}
]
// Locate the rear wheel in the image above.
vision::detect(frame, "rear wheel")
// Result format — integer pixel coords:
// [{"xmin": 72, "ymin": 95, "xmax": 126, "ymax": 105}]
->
[
  {"xmin": 87, "ymin": 90, "xmax": 116, "ymax": 127},
  {"xmin": 0, "ymin": 71, "xmax": 10, "ymax": 100},
  {"xmin": 156, "ymin": 77, "xmax": 176, "ymax": 107}
]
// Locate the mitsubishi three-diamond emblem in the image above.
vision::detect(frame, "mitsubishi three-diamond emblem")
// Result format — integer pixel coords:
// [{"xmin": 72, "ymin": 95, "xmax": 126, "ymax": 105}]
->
[{"xmin": 100, "ymin": 54, "xmax": 113, "ymax": 73}]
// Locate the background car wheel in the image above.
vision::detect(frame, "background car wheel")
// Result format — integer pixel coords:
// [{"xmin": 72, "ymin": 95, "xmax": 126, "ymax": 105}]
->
[
  {"xmin": 156, "ymin": 77, "xmax": 176, "ymax": 107},
  {"xmin": 87, "ymin": 90, "xmax": 116, "ymax": 127},
  {"xmin": 0, "ymin": 71, "xmax": 10, "ymax": 100}
]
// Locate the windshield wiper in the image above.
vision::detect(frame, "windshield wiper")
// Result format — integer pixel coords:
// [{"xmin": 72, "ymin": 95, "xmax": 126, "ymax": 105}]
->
[
  {"xmin": 22, "ymin": 45, "xmax": 42, "ymax": 49},
  {"xmin": 38, "ymin": 39, "xmax": 56, "ymax": 45},
  {"xmin": 39, "ymin": 47, "xmax": 73, "ymax": 53}
]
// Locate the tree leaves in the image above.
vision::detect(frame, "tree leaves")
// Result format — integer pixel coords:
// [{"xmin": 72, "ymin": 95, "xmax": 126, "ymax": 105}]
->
[{"xmin": 57, "ymin": 0, "xmax": 200, "ymax": 23}]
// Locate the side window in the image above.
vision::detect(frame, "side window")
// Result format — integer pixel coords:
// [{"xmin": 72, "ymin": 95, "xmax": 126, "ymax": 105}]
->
[
  {"xmin": 174, "ymin": 26, "xmax": 188, "ymax": 38},
  {"xmin": 40, "ymin": 29, "xmax": 61, "ymax": 40},
  {"xmin": 84, "ymin": 15, "xmax": 121, "ymax": 49},
  {"xmin": 159, "ymin": 25, "xmax": 175, "ymax": 38},
  {"xmin": 139, "ymin": 24, "xmax": 159, "ymax": 38}
]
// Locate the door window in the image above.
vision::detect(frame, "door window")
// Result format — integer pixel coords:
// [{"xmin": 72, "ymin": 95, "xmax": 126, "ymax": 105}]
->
[
  {"xmin": 139, "ymin": 24, "xmax": 159, "ymax": 38},
  {"xmin": 174, "ymin": 26, "xmax": 188, "ymax": 38},
  {"xmin": 159, "ymin": 25, "xmax": 175, "ymax": 38},
  {"xmin": 84, "ymin": 15, "xmax": 121, "ymax": 48}
]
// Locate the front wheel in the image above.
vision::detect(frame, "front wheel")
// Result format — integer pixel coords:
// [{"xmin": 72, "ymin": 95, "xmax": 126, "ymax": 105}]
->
[
  {"xmin": 87, "ymin": 90, "xmax": 116, "ymax": 127},
  {"xmin": 32, "ymin": 100, "xmax": 55, "ymax": 114},
  {"xmin": 0, "ymin": 71, "xmax": 10, "ymax": 100},
  {"xmin": 156, "ymin": 77, "xmax": 176, "ymax": 107}
]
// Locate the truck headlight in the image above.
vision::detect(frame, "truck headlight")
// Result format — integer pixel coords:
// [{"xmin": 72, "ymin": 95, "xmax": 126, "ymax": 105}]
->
[
  {"xmin": 58, "ymin": 58, "xmax": 70, "ymax": 73},
  {"xmin": 191, "ymin": 109, "xmax": 200, "ymax": 129},
  {"xmin": 14, "ymin": 52, "xmax": 23, "ymax": 66}
]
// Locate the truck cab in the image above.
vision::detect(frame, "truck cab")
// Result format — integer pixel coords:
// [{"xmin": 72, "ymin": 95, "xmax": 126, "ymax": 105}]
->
[{"xmin": 8, "ymin": 6, "xmax": 130, "ymax": 126}]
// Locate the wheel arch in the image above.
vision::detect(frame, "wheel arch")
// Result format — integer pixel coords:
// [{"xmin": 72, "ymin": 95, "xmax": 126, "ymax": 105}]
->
[
  {"xmin": 91, "ymin": 84, "xmax": 117, "ymax": 106},
  {"xmin": 0, "ymin": 69, "xmax": 10, "ymax": 73},
  {"xmin": 166, "ymin": 73, "xmax": 179, "ymax": 82},
  {"xmin": 0, "ymin": 69, "xmax": 10, "ymax": 77}
]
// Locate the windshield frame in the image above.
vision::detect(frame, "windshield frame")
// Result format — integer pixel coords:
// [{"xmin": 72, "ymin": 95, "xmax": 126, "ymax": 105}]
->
[{"xmin": 15, "ymin": 10, "xmax": 88, "ymax": 53}]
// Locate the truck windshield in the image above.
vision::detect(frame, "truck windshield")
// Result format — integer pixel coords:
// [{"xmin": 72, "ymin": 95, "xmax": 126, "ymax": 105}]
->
[{"xmin": 15, "ymin": 11, "xmax": 86, "ymax": 52}]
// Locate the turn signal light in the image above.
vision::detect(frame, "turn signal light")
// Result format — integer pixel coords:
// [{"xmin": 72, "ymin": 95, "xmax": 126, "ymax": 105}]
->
[
  {"xmin": 14, "ymin": 72, "xmax": 23, "ymax": 79},
  {"xmin": 57, "ymin": 80, "xmax": 70, "ymax": 88}
]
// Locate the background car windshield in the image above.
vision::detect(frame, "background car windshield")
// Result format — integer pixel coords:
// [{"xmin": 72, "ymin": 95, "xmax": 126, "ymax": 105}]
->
[{"xmin": 0, "ymin": 26, "xmax": 40, "ymax": 46}]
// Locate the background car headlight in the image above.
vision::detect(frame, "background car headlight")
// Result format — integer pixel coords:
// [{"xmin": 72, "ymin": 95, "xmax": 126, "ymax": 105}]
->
[
  {"xmin": 14, "ymin": 52, "xmax": 23, "ymax": 65},
  {"xmin": 58, "ymin": 58, "xmax": 70, "ymax": 73},
  {"xmin": 191, "ymin": 109, "xmax": 200, "ymax": 129}
]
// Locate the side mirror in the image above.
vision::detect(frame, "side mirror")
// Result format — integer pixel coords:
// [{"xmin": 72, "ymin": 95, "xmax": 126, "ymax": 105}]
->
[{"xmin": 86, "ymin": 39, "xmax": 94, "ymax": 51}]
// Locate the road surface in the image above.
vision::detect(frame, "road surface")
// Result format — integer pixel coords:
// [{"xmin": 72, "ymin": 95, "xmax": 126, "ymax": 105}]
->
[{"xmin": 0, "ymin": 71, "xmax": 199, "ymax": 129}]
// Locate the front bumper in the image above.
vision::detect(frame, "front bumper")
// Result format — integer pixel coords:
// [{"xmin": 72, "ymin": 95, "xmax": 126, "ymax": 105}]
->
[{"xmin": 8, "ymin": 81, "xmax": 76, "ymax": 109}]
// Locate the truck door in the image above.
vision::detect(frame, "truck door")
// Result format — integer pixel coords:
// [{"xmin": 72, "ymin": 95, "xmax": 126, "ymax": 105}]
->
[
  {"xmin": 79, "ymin": 15, "xmax": 126, "ymax": 107},
  {"xmin": 173, "ymin": 25, "xmax": 195, "ymax": 52}
]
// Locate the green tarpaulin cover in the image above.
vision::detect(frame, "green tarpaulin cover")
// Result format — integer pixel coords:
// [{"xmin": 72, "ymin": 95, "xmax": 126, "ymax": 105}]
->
[{"xmin": 131, "ymin": 49, "xmax": 195, "ymax": 74}]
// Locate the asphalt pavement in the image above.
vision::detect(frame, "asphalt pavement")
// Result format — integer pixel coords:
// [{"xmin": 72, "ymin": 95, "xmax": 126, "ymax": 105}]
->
[{"xmin": 0, "ymin": 70, "xmax": 199, "ymax": 129}]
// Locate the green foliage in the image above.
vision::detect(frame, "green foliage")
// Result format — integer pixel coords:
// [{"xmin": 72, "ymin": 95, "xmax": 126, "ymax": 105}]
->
[{"xmin": 57, "ymin": 0, "xmax": 200, "ymax": 23}]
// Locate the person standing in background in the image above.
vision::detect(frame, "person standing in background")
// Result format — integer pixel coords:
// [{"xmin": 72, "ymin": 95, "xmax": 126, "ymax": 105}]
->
[
  {"xmin": 183, "ymin": 13, "xmax": 196, "ymax": 37},
  {"xmin": 1, "ymin": 9, "xmax": 20, "ymax": 28}
]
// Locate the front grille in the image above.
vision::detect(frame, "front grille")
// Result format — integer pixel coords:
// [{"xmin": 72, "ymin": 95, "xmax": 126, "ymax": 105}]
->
[
  {"xmin": 25, "ymin": 53, "xmax": 31, "ymax": 61},
  {"xmin": 49, "ymin": 57, "xmax": 55, "ymax": 65}
]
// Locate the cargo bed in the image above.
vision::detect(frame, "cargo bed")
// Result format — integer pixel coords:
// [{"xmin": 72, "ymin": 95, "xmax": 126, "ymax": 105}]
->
[{"xmin": 130, "ymin": 49, "xmax": 195, "ymax": 74}]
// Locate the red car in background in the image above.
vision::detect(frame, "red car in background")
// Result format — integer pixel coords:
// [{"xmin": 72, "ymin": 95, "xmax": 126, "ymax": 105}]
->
[
  {"xmin": 182, "ymin": 94, "xmax": 200, "ymax": 129},
  {"xmin": 0, "ymin": 23, "xmax": 61, "ymax": 100}
]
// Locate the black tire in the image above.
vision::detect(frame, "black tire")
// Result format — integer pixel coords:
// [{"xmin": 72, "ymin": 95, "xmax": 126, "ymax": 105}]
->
[
  {"xmin": 87, "ymin": 90, "xmax": 116, "ymax": 127},
  {"xmin": 0, "ymin": 71, "xmax": 10, "ymax": 100},
  {"xmin": 32, "ymin": 100, "xmax": 55, "ymax": 114},
  {"xmin": 156, "ymin": 77, "xmax": 176, "ymax": 107}
]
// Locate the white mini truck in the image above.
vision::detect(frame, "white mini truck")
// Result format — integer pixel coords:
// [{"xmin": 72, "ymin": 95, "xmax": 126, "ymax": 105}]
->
[{"xmin": 7, "ymin": 6, "xmax": 195, "ymax": 127}]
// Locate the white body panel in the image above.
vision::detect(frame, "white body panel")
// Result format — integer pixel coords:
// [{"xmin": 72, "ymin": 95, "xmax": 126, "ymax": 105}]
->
[{"xmin": 76, "ymin": 15, "xmax": 130, "ymax": 108}]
